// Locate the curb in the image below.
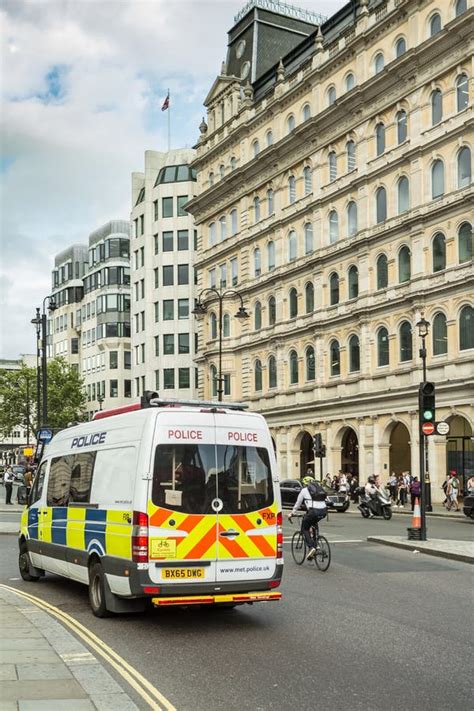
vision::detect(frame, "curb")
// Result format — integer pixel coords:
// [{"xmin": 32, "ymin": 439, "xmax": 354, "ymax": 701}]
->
[
  {"xmin": 367, "ymin": 536, "xmax": 474, "ymax": 564},
  {"xmin": 282, "ymin": 504, "xmax": 464, "ymax": 520}
]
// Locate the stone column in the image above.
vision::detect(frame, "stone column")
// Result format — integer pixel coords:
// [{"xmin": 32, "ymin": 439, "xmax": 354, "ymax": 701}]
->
[{"xmin": 429, "ymin": 434, "xmax": 446, "ymax": 505}]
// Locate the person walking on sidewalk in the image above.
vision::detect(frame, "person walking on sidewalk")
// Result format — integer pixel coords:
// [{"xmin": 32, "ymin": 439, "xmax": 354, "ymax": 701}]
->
[
  {"xmin": 446, "ymin": 471, "xmax": 460, "ymax": 512},
  {"xmin": 410, "ymin": 477, "xmax": 421, "ymax": 510},
  {"xmin": 4, "ymin": 465, "xmax": 14, "ymax": 504}
]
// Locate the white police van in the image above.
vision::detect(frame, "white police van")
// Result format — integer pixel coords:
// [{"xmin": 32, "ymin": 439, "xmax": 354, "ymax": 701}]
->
[{"xmin": 19, "ymin": 395, "xmax": 283, "ymax": 616}]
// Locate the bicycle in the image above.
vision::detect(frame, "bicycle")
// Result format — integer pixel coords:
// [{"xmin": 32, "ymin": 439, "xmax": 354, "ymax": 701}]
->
[{"xmin": 289, "ymin": 512, "xmax": 331, "ymax": 571}]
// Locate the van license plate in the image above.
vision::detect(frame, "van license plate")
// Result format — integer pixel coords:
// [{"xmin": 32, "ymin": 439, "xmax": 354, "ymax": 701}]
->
[{"xmin": 161, "ymin": 568, "xmax": 205, "ymax": 580}]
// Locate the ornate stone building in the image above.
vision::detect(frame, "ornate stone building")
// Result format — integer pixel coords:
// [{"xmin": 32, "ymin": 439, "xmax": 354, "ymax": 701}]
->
[{"xmin": 187, "ymin": 0, "xmax": 473, "ymax": 499}]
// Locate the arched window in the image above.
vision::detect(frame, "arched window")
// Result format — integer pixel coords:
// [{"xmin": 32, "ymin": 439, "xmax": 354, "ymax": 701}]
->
[
  {"xmin": 349, "ymin": 335, "xmax": 360, "ymax": 372},
  {"xmin": 219, "ymin": 215, "xmax": 227, "ymax": 241},
  {"xmin": 210, "ymin": 312, "xmax": 217, "ymax": 339},
  {"xmin": 432, "ymin": 233, "xmax": 446, "ymax": 272},
  {"xmin": 209, "ymin": 171, "xmax": 214, "ymax": 186},
  {"xmin": 253, "ymin": 247, "xmax": 261, "ymax": 276},
  {"xmin": 330, "ymin": 340, "xmax": 340, "ymax": 376},
  {"xmin": 431, "ymin": 89, "xmax": 443, "ymax": 125},
  {"xmin": 304, "ymin": 223, "xmax": 313, "ymax": 254},
  {"xmin": 455, "ymin": 0, "xmax": 467, "ymax": 16},
  {"xmin": 460, "ymin": 305, "xmax": 474, "ymax": 350},
  {"xmin": 230, "ymin": 156, "xmax": 237, "ymax": 171},
  {"xmin": 399, "ymin": 321, "xmax": 413, "ymax": 361},
  {"xmin": 268, "ymin": 355, "xmax": 277, "ymax": 388},
  {"xmin": 374, "ymin": 52, "xmax": 385, "ymax": 74},
  {"xmin": 230, "ymin": 209, "xmax": 238, "ymax": 235},
  {"xmin": 223, "ymin": 313, "xmax": 230, "ymax": 337},
  {"xmin": 347, "ymin": 201, "xmax": 358, "ymax": 237},
  {"xmin": 432, "ymin": 313, "xmax": 447, "ymax": 355},
  {"xmin": 219, "ymin": 164, "xmax": 225, "ymax": 179},
  {"xmin": 303, "ymin": 166, "xmax": 312, "ymax": 195},
  {"xmin": 329, "ymin": 151, "xmax": 337, "ymax": 181},
  {"xmin": 429, "ymin": 12, "xmax": 442, "ymax": 37},
  {"xmin": 266, "ymin": 130, "xmax": 273, "ymax": 147},
  {"xmin": 377, "ymin": 327, "xmax": 389, "ymax": 366},
  {"xmin": 288, "ymin": 175, "xmax": 296, "ymax": 203},
  {"xmin": 210, "ymin": 365, "xmax": 217, "ymax": 397},
  {"xmin": 209, "ymin": 222, "xmax": 216, "ymax": 245},
  {"xmin": 267, "ymin": 189, "xmax": 274, "ymax": 215},
  {"xmin": 252, "ymin": 140, "xmax": 260, "ymax": 158},
  {"xmin": 327, "ymin": 86, "xmax": 336, "ymax": 106},
  {"xmin": 289, "ymin": 288, "xmax": 298, "ymax": 318},
  {"xmin": 254, "ymin": 359, "xmax": 263, "ymax": 391},
  {"xmin": 398, "ymin": 245, "xmax": 411, "ymax": 283},
  {"xmin": 306, "ymin": 346, "xmax": 316, "ymax": 381},
  {"xmin": 288, "ymin": 230, "xmax": 297, "ymax": 261},
  {"xmin": 458, "ymin": 222, "xmax": 472, "ymax": 263},
  {"xmin": 267, "ymin": 241, "xmax": 276, "ymax": 270},
  {"xmin": 377, "ymin": 254, "xmax": 388, "ymax": 289},
  {"xmin": 302, "ymin": 103, "xmax": 311, "ymax": 121},
  {"xmin": 346, "ymin": 140, "xmax": 356, "ymax": 171},
  {"xmin": 395, "ymin": 37, "xmax": 406, "ymax": 58},
  {"xmin": 348, "ymin": 265, "xmax": 359, "ymax": 299},
  {"xmin": 329, "ymin": 210, "xmax": 339, "ymax": 243},
  {"xmin": 376, "ymin": 186, "xmax": 387, "ymax": 223},
  {"xmin": 432, "ymin": 159, "xmax": 445, "ymax": 199},
  {"xmin": 287, "ymin": 114, "xmax": 295, "ymax": 133},
  {"xmin": 345, "ymin": 73, "xmax": 355, "ymax": 91},
  {"xmin": 268, "ymin": 296, "xmax": 276, "ymax": 325},
  {"xmin": 289, "ymin": 350, "xmax": 299, "ymax": 384},
  {"xmin": 375, "ymin": 123, "xmax": 385, "ymax": 156},
  {"xmin": 254, "ymin": 301, "xmax": 262, "ymax": 330},
  {"xmin": 330, "ymin": 272, "xmax": 339, "ymax": 305},
  {"xmin": 456, "ymin": 74, "xmax": 469, "ymax": 112},
  {"xmin": 396, "ymin": 110, "xmax": 407, "ymax": 144},
  {"xmin": 253, "ymin": 196, "xmax": 261, "ymax": 223},
  {"xmin": 397, "ymin": 176, "xmax": 409, "ymax": 214},
  {"xmin": 305, "ymin": 282, "xmax": 314, "ymax": 313},
  {"xmin": 458, "ymin": 146, "xmax": 471, "ymax": 188}
]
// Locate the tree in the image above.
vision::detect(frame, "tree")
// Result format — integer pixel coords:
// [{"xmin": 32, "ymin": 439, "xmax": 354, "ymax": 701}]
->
[{"xmin": 0, "ymin": 357, "xmax": 87, "ymax": 439}]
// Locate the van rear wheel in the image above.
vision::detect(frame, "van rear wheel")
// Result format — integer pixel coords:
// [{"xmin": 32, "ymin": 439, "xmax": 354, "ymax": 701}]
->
[{"xmin": 88, "ymin": 562, "xmax": 111, "ymax": 618}]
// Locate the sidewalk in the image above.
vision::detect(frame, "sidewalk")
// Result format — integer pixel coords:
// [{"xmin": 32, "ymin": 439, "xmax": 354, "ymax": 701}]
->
[
  {"xmin": 367, "ymin": 535, "xmax": 474, "ymax": 564},
  {"xmin": 0, "ymin": 587, "xmax": 139, "ymax": 710}
]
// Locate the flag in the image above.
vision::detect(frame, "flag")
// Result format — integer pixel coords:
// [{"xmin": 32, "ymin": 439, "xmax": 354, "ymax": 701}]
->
[{"xmin": 161, "ymin": 93, "xmax": 170, "ymax": 111}]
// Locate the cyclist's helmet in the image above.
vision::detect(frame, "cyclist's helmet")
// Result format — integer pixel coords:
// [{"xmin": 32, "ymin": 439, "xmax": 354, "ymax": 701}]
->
[
  {"xmin": 368, "ymin": 475, "xmax": 375, "ymax": 484},
  {"xmin": 302, "ymin": 476, "xmax": 314, "ymax": 486}
]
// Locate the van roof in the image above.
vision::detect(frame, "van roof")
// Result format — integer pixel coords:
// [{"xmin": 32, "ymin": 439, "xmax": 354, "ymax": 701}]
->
[{"xmin": 93, "ymin": 397, "xmax": 249, "ymax": 422}]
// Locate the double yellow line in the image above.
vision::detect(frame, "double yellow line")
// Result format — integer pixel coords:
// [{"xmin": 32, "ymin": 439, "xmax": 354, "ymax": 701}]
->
[{"xmin": 0, "ymin": 583, "xmax": 176, "ymax": 711}]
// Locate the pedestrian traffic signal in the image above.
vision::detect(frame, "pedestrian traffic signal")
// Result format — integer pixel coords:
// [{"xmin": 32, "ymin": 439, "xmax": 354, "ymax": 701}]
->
[
  {"xmin": 313, "ymin": 433, "xmax": 325, "ymax": 458},
  {"xmin": 419, "ymin": 382, "xmax": 435, "ymax": 424}
]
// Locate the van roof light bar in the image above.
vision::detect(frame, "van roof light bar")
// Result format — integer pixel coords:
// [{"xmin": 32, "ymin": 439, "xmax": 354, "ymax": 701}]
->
[{"xmin": 148, "ymin": 397, "xmax": 248, "ymax": 411}]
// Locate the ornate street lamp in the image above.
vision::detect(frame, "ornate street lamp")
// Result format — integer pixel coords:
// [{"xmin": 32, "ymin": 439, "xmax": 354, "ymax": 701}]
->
[{"xmin": 31, "ymin": 296, "xmax": 57, "ymax": 427}]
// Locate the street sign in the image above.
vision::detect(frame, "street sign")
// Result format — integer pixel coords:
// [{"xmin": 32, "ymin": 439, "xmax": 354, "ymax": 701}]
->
[
  {"xmin": 435, "ymin": 421, "xmax": 450, "ymax": 436},
  {"xmin": 422, "ymin": 422, "xmax": 435, "ymax": 436},
  {"xmin": 37, "ymin": 428, "xmax": 53, "ymax": 444}
]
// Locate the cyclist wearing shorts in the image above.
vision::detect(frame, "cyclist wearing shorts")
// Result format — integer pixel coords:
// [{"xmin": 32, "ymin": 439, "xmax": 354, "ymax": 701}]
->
[{"xmin": 289, "ymin": 476, "xmax": 328, "ymax": 560}]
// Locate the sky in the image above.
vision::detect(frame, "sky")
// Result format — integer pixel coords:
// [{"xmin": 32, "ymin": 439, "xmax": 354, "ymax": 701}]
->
[{"xmin": 0, "ymin": 0, "xmax": 347, "ymax": 359}]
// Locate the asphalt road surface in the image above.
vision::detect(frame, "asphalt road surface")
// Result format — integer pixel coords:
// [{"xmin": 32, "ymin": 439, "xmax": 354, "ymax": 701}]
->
[{"xmin": 1, "ymin": 514, "xmax": 472, "ymax": 710}]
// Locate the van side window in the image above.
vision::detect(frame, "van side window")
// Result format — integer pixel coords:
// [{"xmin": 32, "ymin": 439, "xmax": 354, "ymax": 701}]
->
[
  {"xmin": 47, "ymin": 452, "xmax": 96, "ymax": 506},
  {"xmin": 48, "ymin": 457, "xmax": 72, "ymax": 506},
  {"xmin": 70, "ymin": 452, "xmax": 96, "ymax": 503},
  {"xmin": 90, "ymin": 448, "xmax": 135, "ymax": 506},
  {"xmin": 30, "ymin": 461, "xmax": 47, "ymax": 505}
]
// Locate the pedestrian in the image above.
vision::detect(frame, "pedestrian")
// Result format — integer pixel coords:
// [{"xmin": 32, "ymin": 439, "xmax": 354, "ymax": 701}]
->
[
  {"xmin": 446, "ymin": 471, "xmax": 460, "ymax": 512},
  {"xmin": 23, "ymin": 468, "xmax": 33, "ymax": 498},
  {"xmin": 397, "ymin": 475, "xmax": 407, "ymax": 507},
  {"xmin": 338, "ymin": 472, "xmax": 348, "ymax": 493},
  {"xmin": 441, "ymin": 476, "xmax": 449, "ymax": 507},
  {"xmin": 350, "ymin": 475, "xmax": 359, "ymax": 503},
  {"xmin": 467, "ymin": 475, "xmax": 474, "ymax": 494},
  {"xmin": 389, "ymin": 472, "xmax": 398, "ymax": 504},
  {"xmin": 410, "ymin": 476, "xmax": 421, "ymax": 510},
  {"xmin": 3, "ymin": 465, "xmax": 14, "ymax": 505}
]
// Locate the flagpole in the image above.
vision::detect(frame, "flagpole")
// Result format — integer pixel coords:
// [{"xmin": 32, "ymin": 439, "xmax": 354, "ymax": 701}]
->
[{"xmin": 167, "ymin": 88, "xmax": 171, "ymax": 151}]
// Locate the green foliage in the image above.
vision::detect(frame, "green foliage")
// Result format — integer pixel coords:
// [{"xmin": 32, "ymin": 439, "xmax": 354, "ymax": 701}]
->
[{"xmin": 0, "ymin": 357, "xmax": 87, "ymax": 437}]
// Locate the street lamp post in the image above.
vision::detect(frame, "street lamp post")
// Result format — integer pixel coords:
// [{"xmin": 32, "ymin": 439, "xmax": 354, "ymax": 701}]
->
[
  {"xmin": 31, "ymin": 296, "xmax": 57, "ymax": 427},
  {"xmin": 192, "ymin": 288, "xmax": 250, "ymax": 401},
  {"xmin": 31, "ymin": 308, "xmax": 41, "ymax": 432},
  {"xmin": 416, "ymin": 314, "xmax": 431, "ymax": 539}
]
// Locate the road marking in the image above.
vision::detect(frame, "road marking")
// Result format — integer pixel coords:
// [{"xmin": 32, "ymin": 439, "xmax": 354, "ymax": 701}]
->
[
  {"xmin": 283, "ymin": 538, "xmax": 362, "ymax": 544},
  {"xmin": 0, "ymin": 583, "xmax": 176, "ymax": 711}
]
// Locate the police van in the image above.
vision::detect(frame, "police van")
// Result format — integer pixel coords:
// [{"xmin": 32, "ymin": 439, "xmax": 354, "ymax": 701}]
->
[{"xmin": 19, "ymin": 395, "xmax": 283, "ymax": 616}]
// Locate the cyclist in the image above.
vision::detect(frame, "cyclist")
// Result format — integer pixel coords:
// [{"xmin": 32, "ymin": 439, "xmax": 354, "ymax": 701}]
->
[{"xmin": 289, "ymin": 476, "xmax": 328, "ymax": 560}]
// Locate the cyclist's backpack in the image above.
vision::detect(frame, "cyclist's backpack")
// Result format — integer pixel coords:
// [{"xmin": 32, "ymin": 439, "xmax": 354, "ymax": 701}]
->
[{"xmin": 307, "ymin": 482, "xmax": 327, "ymax": 501}]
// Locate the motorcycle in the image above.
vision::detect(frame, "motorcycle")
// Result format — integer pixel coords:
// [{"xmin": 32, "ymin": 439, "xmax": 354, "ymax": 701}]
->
[{"xmin": 358, "ymin": 487, "xmax": 392, "ymax": 520}]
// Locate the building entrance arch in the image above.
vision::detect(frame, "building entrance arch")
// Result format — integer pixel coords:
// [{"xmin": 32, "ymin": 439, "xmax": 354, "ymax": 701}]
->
[
  {"xmin": 299, "ymin": 431, "xmax": 314, "ymax": 477},
  {"xmin": 389, "ymin": 422, "xmax": 411, "ymax": 476},
  {"xmin": 445, "ymin": 415, "xmax": 473, "ymax": 492},
  {"xmin": 341, "ymin": 428, "xmax": 358, "ymax": 477}
]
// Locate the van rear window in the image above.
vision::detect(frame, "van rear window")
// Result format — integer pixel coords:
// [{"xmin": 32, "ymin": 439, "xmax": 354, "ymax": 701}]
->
[{"xmin": 152, "ymin": 444, "xmax": 273, "ymax": 514}]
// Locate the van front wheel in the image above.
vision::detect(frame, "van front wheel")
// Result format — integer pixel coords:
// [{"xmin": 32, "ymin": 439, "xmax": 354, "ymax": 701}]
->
[{"xmin": 88, "ymin": 562, "xmax": 111, "ymax": 618}]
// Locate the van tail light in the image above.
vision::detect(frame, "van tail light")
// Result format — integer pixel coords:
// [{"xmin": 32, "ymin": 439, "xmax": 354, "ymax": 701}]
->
[
  {"xmin": 132, "ymin": 511, "xmax": 149, "ymax": 563},
  {"xmin": 276, "ymin": 511, "xmax": 283, "ymax": 559}
]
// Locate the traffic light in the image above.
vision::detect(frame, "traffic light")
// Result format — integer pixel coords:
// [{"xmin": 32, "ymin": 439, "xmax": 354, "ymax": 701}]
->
[
  {"xmin": 313, "ymin": 433, "xmax": 322, "ymax": 456},
  {"xmin": 419, "ymin": 382, "xmax": 435, "ymax": 424}
]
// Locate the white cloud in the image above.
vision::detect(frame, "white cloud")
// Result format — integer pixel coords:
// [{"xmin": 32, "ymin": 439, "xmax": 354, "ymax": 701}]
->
[{"xmin": 0, "ymin": 0, "xmax": 346, "ymax": 358}]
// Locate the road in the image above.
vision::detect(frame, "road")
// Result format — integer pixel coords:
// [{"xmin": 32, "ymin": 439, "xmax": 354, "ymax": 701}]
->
[{"xmin": 1, "ymin": 514, "xmax": 472, "ymax": 710}]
